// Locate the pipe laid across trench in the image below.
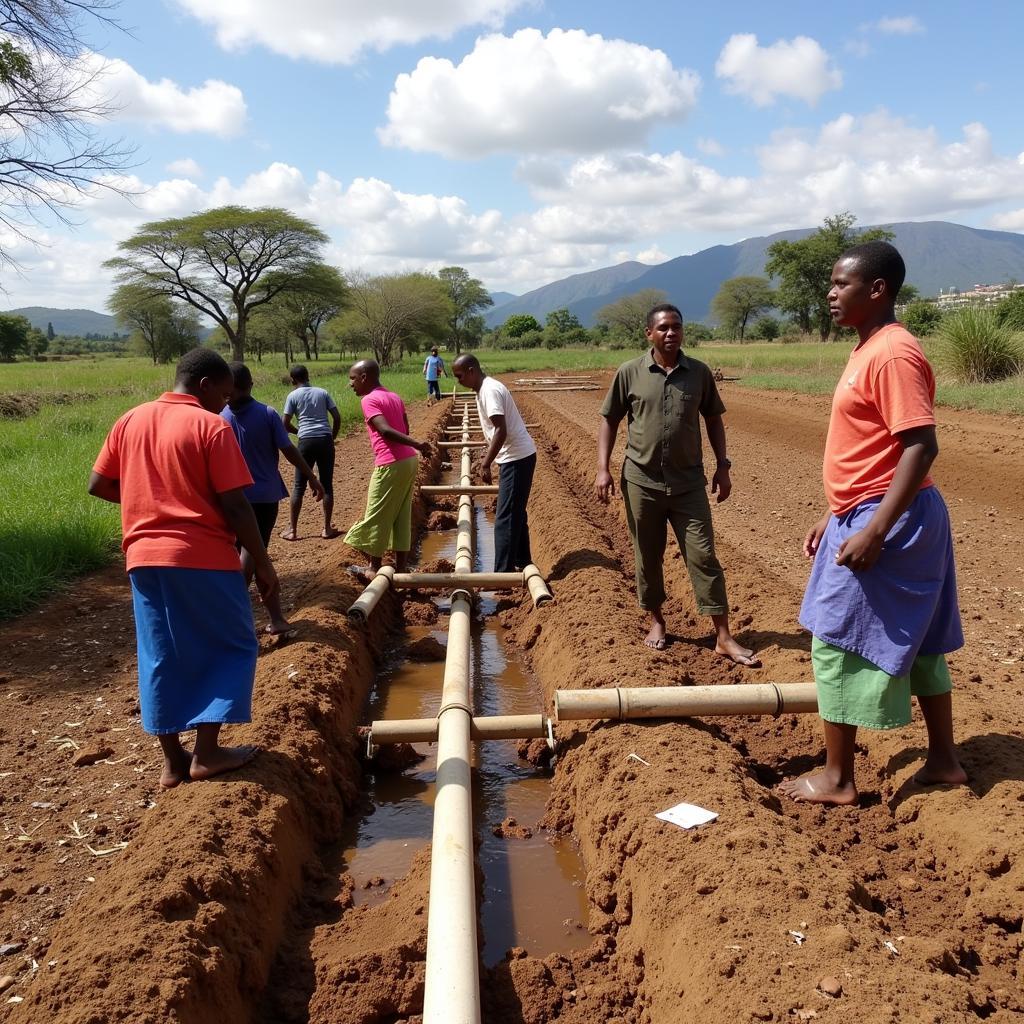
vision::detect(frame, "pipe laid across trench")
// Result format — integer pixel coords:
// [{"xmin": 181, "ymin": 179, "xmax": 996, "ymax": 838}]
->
[{"xmin": 555, "ymin": 682, "xmax": 818, "ymax": 721}]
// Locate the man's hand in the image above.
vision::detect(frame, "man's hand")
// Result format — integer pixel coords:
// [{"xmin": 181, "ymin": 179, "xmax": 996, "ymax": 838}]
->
[
  {"xmin": 309, "ymin": 477, "xmax": 325, "ymax": 502},
  {"xmin": 418, "ymin": 441, "xmax": 431, "ymax": 459},
  {"xmin": 710, "ymin": 466, "xmax": 732, "ymax": 503},
  {"xmin": 480, "ymin": 463, "xmax": 492, "ymax": 484},
  {"xmin": 835, "ymin": 525, "xmax": 885, "ymax": 572},
  {"xmin": 803, "ymin": 514, "xmax": 831, "ymax": 559},
  {"xmin": 594, "ymin": 469, "xmax": 615, "ymax": 503},
  {"xmin": 253, "ymin": 557, "xmax": 280, "ymax": 607}
]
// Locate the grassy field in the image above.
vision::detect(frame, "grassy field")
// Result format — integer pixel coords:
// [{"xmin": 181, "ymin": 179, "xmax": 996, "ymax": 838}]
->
[{"xmin": 2, "ymin": 342, "xmax": 1022, "ymax": 618}]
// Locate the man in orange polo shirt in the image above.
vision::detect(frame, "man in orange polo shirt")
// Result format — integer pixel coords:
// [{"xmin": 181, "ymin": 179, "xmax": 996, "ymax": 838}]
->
[{"xmin": 89, "ymin": 348, "xmax": 279, "ymax": 788}]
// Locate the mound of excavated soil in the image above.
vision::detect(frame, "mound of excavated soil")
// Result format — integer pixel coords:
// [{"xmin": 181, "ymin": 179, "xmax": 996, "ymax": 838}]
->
[{"xmin": 1, "ymin": 379, "xmax": 1022, "ymax": 1023}]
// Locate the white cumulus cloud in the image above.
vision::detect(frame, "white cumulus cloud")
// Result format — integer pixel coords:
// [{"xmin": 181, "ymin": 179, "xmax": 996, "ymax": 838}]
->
[
  {"xmin": 166, "ymin": 158, "xmax": 203, "ymax": 178},
  {"xmin": 380, "ymin": 28, "xmax": 700, "ymax": 157},
  {"xmin": 80, "ymin": 53, "xmax": 247, "ymax": 136},
  {"xmin": 876, "ymin": 16, "xmax": 924, "ymax": 35},
  {"xmin": 990, "ymin": 208, "xmax": 1024, "ymax": 231},
  {"xmin": 172, "ymin": 0, "xmax": 529, "ymax": 63},
  {"xmin": 716, "ymin": 33, "xmax": 842, "ymax": 107}
]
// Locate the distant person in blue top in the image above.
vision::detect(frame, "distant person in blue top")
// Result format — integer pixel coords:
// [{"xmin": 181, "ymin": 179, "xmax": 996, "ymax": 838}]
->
[
  {"xmin": 423, "ymin": 347, "xmax": 447, "ymax": 402},
  {"xmin": 222, "ymin": 362, "xmax": 324, "ymax": 634},
  {"xmin": 280, "ymin": 364, "xmax": 341, "ymax": 541}
]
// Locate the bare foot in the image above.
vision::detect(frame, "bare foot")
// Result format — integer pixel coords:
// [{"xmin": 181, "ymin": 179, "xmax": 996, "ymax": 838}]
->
[
  {"xmin": 778, "ymin": 772, "xmax": 858, "ymax": 806},
  {"xmin": 645, "ymin": 622, "xmax": 667, "ymax": 651},
  {"xmin": 715, "ymin": 638, "xmax": 760, "ymax": 667},
  {"xmin": 265, "ymin": 618, "xmax": 295, "ymax": 636},
  {"xmin": 190, "ymin": 744, "xmax": 260, "ymax": 781},
  {"xmin": 159, "ymin": 749, "xmax": 193, "ymax": 789},
  {"xmin": 913, "ymin": 757, "xmax": 968, "ymax": 787},
  {"xmin": 321, "ymin": 527, "xmax": 341, "ymax": 539},
  {"xmin": 280, "ymin": 530, "xmax": 298, "ymax": 542}
]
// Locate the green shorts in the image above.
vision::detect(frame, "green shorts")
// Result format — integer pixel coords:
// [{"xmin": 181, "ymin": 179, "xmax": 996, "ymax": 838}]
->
[{"xmin": 811, "ymin": 637, "xmax": 953, "ymax": 730}]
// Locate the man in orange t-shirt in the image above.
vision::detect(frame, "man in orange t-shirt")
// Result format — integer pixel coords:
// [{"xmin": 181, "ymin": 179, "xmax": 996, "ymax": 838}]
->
[
  {"xmin": 89, "ymin": 348, "xmax": 279, "ymax": 789},
  {"xmin": 779, "ymin": 241, "xmax": 965, "ymax": 807}
]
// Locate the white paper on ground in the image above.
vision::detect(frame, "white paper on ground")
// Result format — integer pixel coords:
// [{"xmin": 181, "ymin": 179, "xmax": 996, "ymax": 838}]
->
[{"xmin": 655, "ymin": 801, "xmax": 718, "ymax": 830}]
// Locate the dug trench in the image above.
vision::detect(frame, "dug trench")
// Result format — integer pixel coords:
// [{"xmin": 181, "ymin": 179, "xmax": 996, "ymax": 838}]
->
[{"xmin": 1, "ymin": 375, "xmax": 1022, "ymax": 1023}]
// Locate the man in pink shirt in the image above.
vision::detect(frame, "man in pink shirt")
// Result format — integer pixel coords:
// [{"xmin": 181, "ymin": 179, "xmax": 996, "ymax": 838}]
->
[{"xmin": 344, "ymin": 359, "xmax": 431, "ymax": 572}]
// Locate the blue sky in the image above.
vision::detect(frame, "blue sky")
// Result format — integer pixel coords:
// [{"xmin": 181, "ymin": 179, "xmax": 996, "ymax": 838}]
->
[{"xmin": 4, "ymin": 0, "xmax": 1024, "ymax": 309}]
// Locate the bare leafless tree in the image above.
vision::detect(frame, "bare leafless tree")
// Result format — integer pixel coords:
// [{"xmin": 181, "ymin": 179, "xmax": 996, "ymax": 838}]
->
[{"xmin": 0, "ymin": 1, "xmax": 135, "ymax": 266}]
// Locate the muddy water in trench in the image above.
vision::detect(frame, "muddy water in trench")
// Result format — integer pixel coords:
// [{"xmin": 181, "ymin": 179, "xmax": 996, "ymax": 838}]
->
[{"xmin": 340, "ymin": 504, "xmax": 589, "ymax": 967}]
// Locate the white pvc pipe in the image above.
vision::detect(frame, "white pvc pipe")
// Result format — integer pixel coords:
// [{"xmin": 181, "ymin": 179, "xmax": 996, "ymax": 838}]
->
[
  {"xmin": 554, "ymin": 683, "xmax": 818, "ymax": 721},
  {"xmin": 345, "ymin": 565, "xmax": 395, "ymax": 622},
  {"xmin": 421, "ymin": 484, "xmax": 499, "ymax": 495},
  {"xmin": 523, "ymin": 563, "xmax": 553, "ymax": 608},
  {"xmin": 423, "ymin": 404, "xmax": 480, "ymax": 1024},
  {"xmin": 389, "ymin": 572, "xmax": 525, "ymax": 589},
  {"xmin": 370, "ymin": 713, "xmax": 548, "ymax": 745}
]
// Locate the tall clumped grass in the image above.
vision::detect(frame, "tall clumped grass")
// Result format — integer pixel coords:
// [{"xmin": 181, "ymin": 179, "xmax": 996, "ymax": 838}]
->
[{"xmin": 936, "ymin": 308, "xmax": 1023, "ymax": 384}]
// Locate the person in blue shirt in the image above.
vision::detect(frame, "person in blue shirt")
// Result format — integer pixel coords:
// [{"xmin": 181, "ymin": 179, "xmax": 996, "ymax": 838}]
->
[
  {"xmin": 281, "ymin": 363, "xmax": 341, "ymax": 540},
  {"xmin": 422, "ymin": 347, "xmax": 447, "ymax": 402},
  {"xmin": 222, "ymin": 362, "xmax": 324, "ymax": 634}
]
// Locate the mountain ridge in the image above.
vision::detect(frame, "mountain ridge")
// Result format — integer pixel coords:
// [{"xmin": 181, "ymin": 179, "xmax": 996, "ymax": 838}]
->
[{"xmin": 485, "ymin": 221, "xmax": 1024, "ymax": 327}]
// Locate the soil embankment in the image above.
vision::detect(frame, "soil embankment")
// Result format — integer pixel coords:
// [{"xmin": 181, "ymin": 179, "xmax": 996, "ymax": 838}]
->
[{"xmin": 1, "ymin": 377, "xmax": 1021, "ymax": 1022}]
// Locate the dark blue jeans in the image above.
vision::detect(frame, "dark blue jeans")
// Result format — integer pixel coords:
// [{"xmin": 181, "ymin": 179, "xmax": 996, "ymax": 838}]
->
[{"xmin": 493, "ymin": 453, "xmax": 536, "ymax": 572}]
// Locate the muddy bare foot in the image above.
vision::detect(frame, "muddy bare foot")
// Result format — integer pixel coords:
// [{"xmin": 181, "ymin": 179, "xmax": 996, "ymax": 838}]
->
[
  {"xmin": 159, "ymin": 750, "xmax": 193, "ymax": 790},
  {"xmin": 715, "ymin": 638, "xmax": 760, "ymax": 667},
  {"xmin": 190, "ymin": 744, "xmax": 260, "ymax": 781},
  {"xmin": 321, "ymin": 527, "xmax": 341, "ymax": 539},
  {"xmin": 778, "ymin": 772, "xmax": 858, "ymax": 806},
  {"xmin": 644, "ymin": 621, "xmax": 667, "ymax": 651},
  {"xmin": 913, "ymin": 757, "xmax": 968, "ymax": 787}
]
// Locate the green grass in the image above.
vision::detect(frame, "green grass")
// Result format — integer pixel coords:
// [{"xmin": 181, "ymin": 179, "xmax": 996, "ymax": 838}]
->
[{"xmin": 2, "ymin": 341, "xmax": 1022, "ymax": 618}]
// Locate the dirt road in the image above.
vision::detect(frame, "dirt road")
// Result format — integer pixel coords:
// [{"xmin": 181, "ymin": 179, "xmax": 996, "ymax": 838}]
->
[{"xmin": 1, "ymin": 377, "xmax": 1021, "ymax": 1023}]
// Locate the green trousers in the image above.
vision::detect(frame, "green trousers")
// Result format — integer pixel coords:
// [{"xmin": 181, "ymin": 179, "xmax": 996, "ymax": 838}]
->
[
  {"xmin": 621, "ymin": 477, "xmax": 728, "ymax": 615},
  {"xmin": 344, "ymin": 457, "xmax": 418, "ymax": 556}
]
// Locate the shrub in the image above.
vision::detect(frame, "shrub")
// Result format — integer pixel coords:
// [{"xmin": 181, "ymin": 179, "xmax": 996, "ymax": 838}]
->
[
  {"xmin": 750, "ymin": 316, "xmax": 780, "ymax": 341},
  {"xmin": 994, "ymin": 289, "xmax": 1024, "ymax": 331},
  {"xmin": 902, "ymin": 300, "xmax": 944, "ymax": 337},
  {"xmin": 936, "ymin": 307, "xmax": 1023, "ymax": 383}
]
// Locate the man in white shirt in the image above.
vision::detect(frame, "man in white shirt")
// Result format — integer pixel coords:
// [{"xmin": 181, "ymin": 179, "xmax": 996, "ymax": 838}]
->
[{"xmin": 452, "ymin": 355, "xmax": 537, "ymax": 572}]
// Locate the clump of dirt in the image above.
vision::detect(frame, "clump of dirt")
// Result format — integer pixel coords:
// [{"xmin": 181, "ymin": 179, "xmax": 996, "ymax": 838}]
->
[
  {"xmin": 405, "ymin": 636, "xmax": 446, "ymax": 661},
  {"xmin": 493, "ymin": 816, "xmax": 533, "ymax": 840},
  {"xmin": 427, "ymin": 510, "xmax": 457, "ymax": 530},
  {"xmin": 0, "ymin": 394, "xmax": 40, "ymax": 418},
  {"xmin": 403, "ymin": 597, "xmax": 440, "ymax": 625},
  {"xmin": 418, "ymin": 557, "xmax": 454, "ymax": 574}
]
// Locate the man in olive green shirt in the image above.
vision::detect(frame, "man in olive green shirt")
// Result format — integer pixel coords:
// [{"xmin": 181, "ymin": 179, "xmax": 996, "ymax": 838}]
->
[{"xmin": 595, "ymin": 304, "xmax": 758, "ymax": 665}]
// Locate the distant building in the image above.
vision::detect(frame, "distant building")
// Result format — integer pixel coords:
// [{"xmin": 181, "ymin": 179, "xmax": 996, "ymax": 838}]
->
[{"xmin": 936, "ymin": 282, "xmax": 1024, "ymax": 310}]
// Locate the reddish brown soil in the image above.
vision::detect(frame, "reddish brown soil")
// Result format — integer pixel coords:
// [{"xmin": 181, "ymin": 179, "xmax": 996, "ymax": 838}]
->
[{"xmin": 1, "ymin": 376, "xmax": 1022, "ymax": 1023}]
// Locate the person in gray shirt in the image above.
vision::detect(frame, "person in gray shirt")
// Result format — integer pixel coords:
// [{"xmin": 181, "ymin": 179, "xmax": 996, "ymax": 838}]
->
[
  {"xmin": 595, "ymin": 304, "xmax": 758, "ymax": 666},
  {"xmin": 281, "ymin": 364, "xmax": 341, "ymax": 540}
]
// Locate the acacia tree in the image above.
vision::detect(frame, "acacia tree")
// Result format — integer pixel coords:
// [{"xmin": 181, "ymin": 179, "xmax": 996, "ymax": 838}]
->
[
  {"xmin": 711, "ymin": 276, "xmax": 774, "ymax": 341},
  {"xmin": 0, "ymin": 1, "xmax": 134, "ymax": 264},
  {"xmin": 438, "ymin": 266, "xmax": 492, "ymax": 355},
  {"xmin": 262, "ymin": 263, "xmax": 348, "ymax": 361},
  {"xmin": 341, "ymin": 272, "xmax": 452, "ymax": 367},
  {"xmin": 104, "ymin": 206, "xmax": 329, "ymax": 361},
  {"xmin": 596, "ymin": 288, "xmax": 668, "ymax": 344},
  {"xmin": 765, "ymin": 212, "xmax": 894, "ymax": 341},
  {"xmin": 108, "ymin": 284, "xmax": 202, "ymax": 363}
]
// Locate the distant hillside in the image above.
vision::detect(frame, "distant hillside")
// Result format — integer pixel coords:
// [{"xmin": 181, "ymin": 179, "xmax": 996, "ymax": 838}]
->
[
  {"xmin": 487, "ymin": 222, "xmax": 1024, "ymax": 327},
  {"xmin": 7, "ymin": 307, "xmax": 124, "ymax": 336},
  {"xmin": 489, "ymin": 290, "xmax": 518, "ymax": 306},
  {"xmin": 486, "ymin": 260, "xmax": 651, "ymax": 327}
]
